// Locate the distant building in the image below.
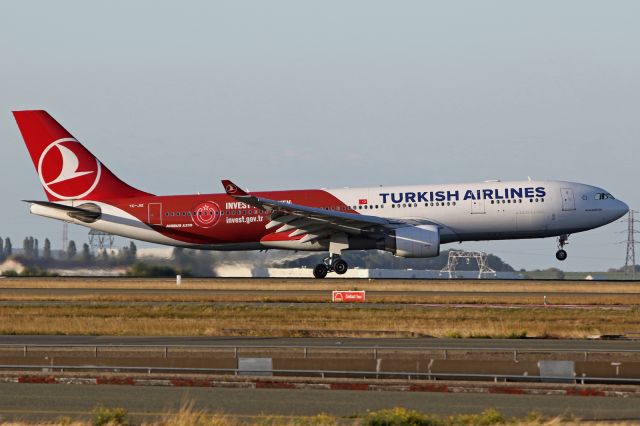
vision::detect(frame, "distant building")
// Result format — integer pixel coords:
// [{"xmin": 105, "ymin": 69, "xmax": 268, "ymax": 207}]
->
[
  {"xmin": 0, "ymin": 259, "xmax": 26, "ymax": 274},
  {"xmin": 136, "ymin": 248, "xmax": 174, "ymax": 259},
  {"xmin": 585, "ymin": 274, "xmax": 608, "ymax": 280}
]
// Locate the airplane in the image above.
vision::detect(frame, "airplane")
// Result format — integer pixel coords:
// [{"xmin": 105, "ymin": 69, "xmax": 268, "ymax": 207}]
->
[{"xmin": 13, "ymin": 110, "xmax": 629, "ymax": 278}]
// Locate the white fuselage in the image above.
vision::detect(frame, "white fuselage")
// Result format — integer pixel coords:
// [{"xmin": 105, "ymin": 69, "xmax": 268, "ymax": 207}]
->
[{"xmin": 326, "ymin": 180, "xmax": 627, "ymax": 243}]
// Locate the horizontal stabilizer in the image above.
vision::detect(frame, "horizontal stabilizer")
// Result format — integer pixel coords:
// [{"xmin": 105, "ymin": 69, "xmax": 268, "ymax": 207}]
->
[{"xmin": 24, "ymin": 200, "xmax": 101, "ymax": 223}]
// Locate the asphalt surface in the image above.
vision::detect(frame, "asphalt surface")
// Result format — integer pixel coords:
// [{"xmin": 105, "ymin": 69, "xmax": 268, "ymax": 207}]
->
[
  {"xmin": 1, "ymin": 335, "xmax": 639, "ymax": 351},
  {"xmin": 1, "ymin": 287, "xmax": 639, "ymax": 297},
  {"xmin": 0, "ymin": 383, "xmax": 637, "ymax": 422}
]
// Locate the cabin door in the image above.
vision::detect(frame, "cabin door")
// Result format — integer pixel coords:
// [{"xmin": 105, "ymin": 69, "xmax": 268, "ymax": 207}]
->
[
  {"xmin": 471, "ymin": 198, "xmax": 485, "ymax": 214},
  {"xmin": 148, "ymin": 203, "xmax": 163, "ymax": 225},
  {"xmin": 561, "ymin": 188, "xmax": 575, "ymax": 211}
]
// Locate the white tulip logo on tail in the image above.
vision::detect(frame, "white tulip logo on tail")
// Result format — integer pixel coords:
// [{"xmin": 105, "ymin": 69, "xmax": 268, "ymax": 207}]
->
[{"xmin": 37, "ymin": 138, "xmax": 102, "ymax": 200}]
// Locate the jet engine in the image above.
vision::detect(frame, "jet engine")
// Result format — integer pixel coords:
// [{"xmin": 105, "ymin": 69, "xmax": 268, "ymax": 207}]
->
[{"xmin": 384, "ymin": 224, "xmax": 440, "ymax": 258}]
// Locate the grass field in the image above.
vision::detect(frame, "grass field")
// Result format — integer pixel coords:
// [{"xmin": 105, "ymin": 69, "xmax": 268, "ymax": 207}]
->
[
  {"xmin": 6, "ymin": 406, "xmax": 635, "ymax": 426},
  {"xmin": 1, "ymin": 277, "xmax": 639, "ymax": 306},
  {"xmin": 0, "ymin": 303, "xmax": 637, "ymax": 338},
  {"xmin": 0, "ymin": 277, "xmax": 638, "ymax": 338}
]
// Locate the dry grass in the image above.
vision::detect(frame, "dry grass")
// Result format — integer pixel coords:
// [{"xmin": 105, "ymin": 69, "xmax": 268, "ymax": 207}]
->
[
  {"xmin": 0, "ymin": 293, "xmax": 639, "ymax": 306},
  {"xmin": 2, "ymin": 406, "xmax": 639, "ymax": 426},
  {"xmin": 1, "ymin": 277, "xmax": 639, "ymax": 306},
  {"xmin": 0, "ymin": 277, "xmax": 638, "ymax": 338},
  {"xmin": 0, "ymin": 303, "xmax": 637, "ymax": 338}
]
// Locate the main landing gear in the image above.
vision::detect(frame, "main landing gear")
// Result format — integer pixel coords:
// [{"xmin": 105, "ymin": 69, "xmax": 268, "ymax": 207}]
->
[
  {"xmin": 313, "ymin": 254, "xmax": 349, "ymax": 279},
  {"xmin": 555, "ymin": 234, "xmax": 569, "ymax": 261}
]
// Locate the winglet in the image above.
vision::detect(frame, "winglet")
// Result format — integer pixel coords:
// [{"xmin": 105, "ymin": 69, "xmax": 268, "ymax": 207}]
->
[{"xmin": 221, "ymin": 180, "xmax": 248, "ymax": 196}]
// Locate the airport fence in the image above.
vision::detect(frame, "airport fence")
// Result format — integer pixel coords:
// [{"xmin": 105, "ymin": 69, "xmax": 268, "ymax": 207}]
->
[
  {"xmin": 1, "ymin": 343, "xmax": 640, "ymax": 361},
  {"xmin": 0, "ymin": 363, "xmax": 640, "ymax": 385}
]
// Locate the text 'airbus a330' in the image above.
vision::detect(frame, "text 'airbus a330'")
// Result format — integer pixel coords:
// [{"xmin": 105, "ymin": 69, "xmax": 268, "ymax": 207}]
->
[{"xmin": 14, "ymin": 110, "xmax": 629, "ymax": 278}]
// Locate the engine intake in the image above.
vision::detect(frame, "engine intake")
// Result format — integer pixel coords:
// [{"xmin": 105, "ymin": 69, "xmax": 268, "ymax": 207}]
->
[{"xmin": 384, "ymin": 225, "xmax": 440, "ymax": 258}]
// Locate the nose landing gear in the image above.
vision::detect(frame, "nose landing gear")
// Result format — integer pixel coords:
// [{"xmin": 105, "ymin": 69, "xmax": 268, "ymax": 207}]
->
[
  {"xmin": 555, "ymin": 234, "xmax": 569, "ymax": 261},
  {"xmin": 313, "ymin": 254, "xmax": 349, "ymax": 279}
]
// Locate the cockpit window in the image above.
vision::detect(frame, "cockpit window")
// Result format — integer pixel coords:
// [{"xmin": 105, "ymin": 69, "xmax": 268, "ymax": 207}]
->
[{"xmin": 595, "ymin": 193, "xmax": 615, "ymax": 200}]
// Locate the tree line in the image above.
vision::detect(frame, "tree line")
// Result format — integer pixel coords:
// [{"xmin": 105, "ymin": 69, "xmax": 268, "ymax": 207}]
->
[{"xmin": 0, "ymin": 235, "xmax": 138, "ymax": 265}]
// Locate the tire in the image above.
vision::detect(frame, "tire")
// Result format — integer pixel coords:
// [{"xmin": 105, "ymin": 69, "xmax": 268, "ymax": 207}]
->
[
  {"xmin": 333, "ymin": 259, "xmax": 348, "ymax": 275},
  {"xmin": 555, "ymin": 249, "xmax": 567, "ymax": 261},
  {"xmin": 313, "ymin": 264, "xmax": 328, "ymax": 279}
]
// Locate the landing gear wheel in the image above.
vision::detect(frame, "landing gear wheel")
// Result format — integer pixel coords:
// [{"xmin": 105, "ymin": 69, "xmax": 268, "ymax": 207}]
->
[
  {"xmin": 555, "ymin": 234, "xmax": 569, "ymax": 261},
  {"xmin": 313, "ymin": 264, "xmax": 328, "ymax": 279},
  {"xmin": 333, "ymin": 259, "xmax": 348, "ymax": 275},
  {"xmin": 556, "ymin": 249, "xmax": 567, "ymax": 261}
]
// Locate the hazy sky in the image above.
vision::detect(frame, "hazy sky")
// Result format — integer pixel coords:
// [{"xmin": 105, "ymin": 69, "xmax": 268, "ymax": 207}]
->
[{"xmin": 1, "ymin": 1, "xmax": 638, "ymax": 271}]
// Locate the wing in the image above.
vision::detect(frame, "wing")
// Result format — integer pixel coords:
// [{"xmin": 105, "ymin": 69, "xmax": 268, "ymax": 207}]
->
[{"xmin": 221, "ymin": 180, "xmax": 421, "ymax": 244}]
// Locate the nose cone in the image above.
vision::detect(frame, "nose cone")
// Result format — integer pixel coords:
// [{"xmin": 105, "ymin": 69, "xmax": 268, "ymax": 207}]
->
[{"xmin": 613, "ymin": 200, "xmax": 629, "ymax": 221}]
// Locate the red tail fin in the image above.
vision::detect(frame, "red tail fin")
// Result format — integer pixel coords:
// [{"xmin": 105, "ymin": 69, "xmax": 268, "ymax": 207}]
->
[{"xmin": 13, "ymin": 110, "xmax": 151, "ymax": 201}]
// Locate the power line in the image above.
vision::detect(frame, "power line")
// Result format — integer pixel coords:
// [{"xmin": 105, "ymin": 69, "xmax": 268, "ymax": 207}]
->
[
  {"xmin": 620, "ymin": 210, "xmax": 639, "ymax": 280},
  {"xmin": 439, "ymin": 250, "xmax": 496, "ymax": 279},
  {"xmin": 62, "ymin": 222, "xmax": 68, "ymax": 253}
]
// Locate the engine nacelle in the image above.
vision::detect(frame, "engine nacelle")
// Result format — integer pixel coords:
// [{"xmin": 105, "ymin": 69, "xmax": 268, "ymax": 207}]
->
[{"xmin": 384, "ymin": 225, "xmax": 440, "ymax": 258}]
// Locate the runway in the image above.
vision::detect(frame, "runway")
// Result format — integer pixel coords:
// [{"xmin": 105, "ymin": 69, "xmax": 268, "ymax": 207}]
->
[
  {"xmin": 1, "ymin": 287, "xmax": 639, "ymax": 297},
  {"xmin": 1, "ymin": 382, "xmax": 638, "ymax": 422},
  {"xmin": 1, "ymin": 335, "xmax": 639, "ymax": 350}
]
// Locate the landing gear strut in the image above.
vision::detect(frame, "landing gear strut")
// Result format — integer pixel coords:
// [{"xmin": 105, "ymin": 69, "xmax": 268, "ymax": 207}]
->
[
  {"xmin": 555, "ymin": 234, "xmax": 569, "ymax": 261},
  {"xmin": 313, "ymin": 254, "xmax": 349, "ymax": 279}
]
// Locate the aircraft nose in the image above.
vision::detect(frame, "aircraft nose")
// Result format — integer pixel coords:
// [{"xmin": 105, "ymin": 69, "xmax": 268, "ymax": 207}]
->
[{"xmin": 614, "ymin": 200, "xmax": 629, "ymax": 220}]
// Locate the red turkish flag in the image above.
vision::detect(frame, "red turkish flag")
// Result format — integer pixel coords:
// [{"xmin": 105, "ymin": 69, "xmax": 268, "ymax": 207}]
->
[{"xmin": 359, "ymin": 199, "xmax": 368, "ymax": 205}]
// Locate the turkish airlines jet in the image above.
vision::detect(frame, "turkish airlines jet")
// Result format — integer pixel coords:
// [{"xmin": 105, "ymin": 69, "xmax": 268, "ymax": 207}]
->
[{"xmin": 14, "ymin": 110, "xmax": 629, "ymax": 278}]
